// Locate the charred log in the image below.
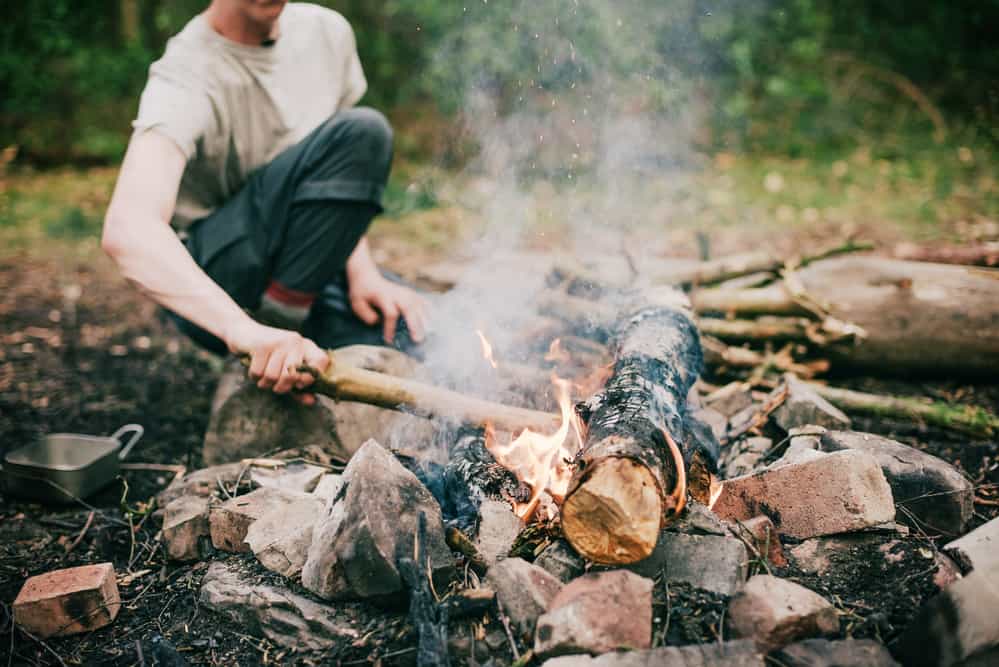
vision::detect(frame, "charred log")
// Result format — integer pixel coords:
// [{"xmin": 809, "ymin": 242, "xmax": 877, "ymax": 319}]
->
[{"xmin": 561, "ymin": 307, "xmax": 704, "ymax": 564}]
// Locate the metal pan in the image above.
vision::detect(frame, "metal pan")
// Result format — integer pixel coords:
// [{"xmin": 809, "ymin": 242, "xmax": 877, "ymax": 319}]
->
[{"xmin": 1, "ymin": 424, "xmax": 144, "ymax": 504}]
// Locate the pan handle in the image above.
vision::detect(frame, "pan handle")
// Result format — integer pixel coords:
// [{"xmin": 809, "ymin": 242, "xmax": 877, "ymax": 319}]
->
[{"xmin": 111, "ymin": 424, "xmax": 145, "ymax": 460}]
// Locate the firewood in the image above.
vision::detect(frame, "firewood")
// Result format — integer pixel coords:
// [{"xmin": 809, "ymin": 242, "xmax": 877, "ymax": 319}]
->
[{"xmin": 561, "ymin": 307, "xmax": 703, "ymax": 565}]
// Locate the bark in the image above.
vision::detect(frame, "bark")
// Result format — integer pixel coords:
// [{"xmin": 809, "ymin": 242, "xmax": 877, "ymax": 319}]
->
[
  {"xmin": 561, "ymin": 307, "xmax": 703, "ymax": 565},
  {"xmin": 892, "ymin": 242, "xmax": 999, "ymax": 267}
]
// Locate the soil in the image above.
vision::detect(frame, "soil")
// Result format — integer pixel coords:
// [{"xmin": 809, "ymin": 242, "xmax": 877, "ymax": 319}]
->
[{"xmin": 1, "ymin": 247, "xmax": 997, "ymax": 666}]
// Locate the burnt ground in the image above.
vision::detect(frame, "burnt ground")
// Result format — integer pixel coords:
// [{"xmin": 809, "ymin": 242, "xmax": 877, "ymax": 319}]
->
[{"xmin": 1, "ymin": 246, "xmax": 998, "ymax": 666}]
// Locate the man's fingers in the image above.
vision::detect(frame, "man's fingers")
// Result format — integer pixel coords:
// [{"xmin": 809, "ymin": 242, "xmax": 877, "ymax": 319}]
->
[
  {"xmin": 381, "ymin": 302, "xmax": 400, "ymax": 344},
  {"xmin": 303, "ymin": 343, "xmax": 330, "ymax": 374},
  {"xmin": 273, "ymin": 356, "xmax": 303, "ymax": 394},
  {"xmin": 352, "ymin": 297, "xmax": 380, "ymax": 326},
  {"xmin": 259, "ymin": 349, "xmax": 287, "ymax": 390},
  {"xmin": 249, "ymin": 349, "xmax": 270, "ymax": 381},
  {"xmin": 400, "ymin": 299, "xmax": 426, "ymax": 342},
  {"xmin": 292, "ymin": 392, "xmax": 317, "ymax": 406}
]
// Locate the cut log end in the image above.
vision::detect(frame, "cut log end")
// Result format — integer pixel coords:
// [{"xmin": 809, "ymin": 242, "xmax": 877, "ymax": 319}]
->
[{"xmin": 561, "ymin": 457, "xmax": 662, "ymax": 564}]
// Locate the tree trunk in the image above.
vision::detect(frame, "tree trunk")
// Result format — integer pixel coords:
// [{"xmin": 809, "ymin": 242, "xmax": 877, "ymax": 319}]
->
[{"xmin": 561, "ymin": 307, "xmax": 703, "ymax": 565}]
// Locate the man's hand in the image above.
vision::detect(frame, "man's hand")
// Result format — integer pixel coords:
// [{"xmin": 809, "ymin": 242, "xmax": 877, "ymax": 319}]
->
[
  {"xmin": 348, "ymin": 270, "xmax": 428, "ymax": 344},
  {"xmin": 225, "ymin": 319, "xmax": 331, "ymax": 405}
]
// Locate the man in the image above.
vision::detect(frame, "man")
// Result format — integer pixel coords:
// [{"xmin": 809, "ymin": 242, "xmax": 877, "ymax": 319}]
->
[{"xmin": 102, "ymin": 0, "xmax": 427, "ymax": 405}]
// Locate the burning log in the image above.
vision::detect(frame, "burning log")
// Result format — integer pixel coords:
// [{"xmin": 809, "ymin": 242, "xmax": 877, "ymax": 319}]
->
[{"xmin": 561, "ymin": 306, "xmax": 704, "ymax": 565}]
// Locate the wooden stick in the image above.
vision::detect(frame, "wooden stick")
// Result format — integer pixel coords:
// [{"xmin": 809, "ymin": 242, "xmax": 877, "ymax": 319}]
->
[{"xmin": 242, "ymin": 353, "xmax": 559, "ymax": 434}]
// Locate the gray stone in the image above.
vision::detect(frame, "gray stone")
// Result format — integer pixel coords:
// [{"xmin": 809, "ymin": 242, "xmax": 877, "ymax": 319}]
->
[
  {"xmin": 161, "ymin": 496, "xmax": 211, "ymax": 562},
  {"xmin": 245, "ymin": 494, "xmax": 323, "ymax": 578},
  {"xmin": 820, "ymin": 431, "xmax": 974, "ymax": 535},
  {"xmin": 486, "ymin": 557, "xmax": 562, "ymax": 637},
  {"xmin": 721, "ymin": 436, "xmax": 773, "ymax": 478},
  {"xmin": 774, "ymin": 638, "xmax": 900, "ymax": 666},
  {"xmin": 210, "ymin": 487, "xmax": 308, "ymax": 553},
  {"xmin": 769, "ymin": 426, "xmax": 825, "ymax": 468},
  {"xmin": 728, "ymin": 575, "xmax": 839, "ymax": 652},
  {"xmin": 705, "ymin": 382, "xmax": 756, "ymax": 418},
  {"xmin": 895, "ymin": 560, "xmax": 999, "ymax": 667},
  {"xmin": 669, "ymin": 500, "xmax": 730, "ymax": 536},
  {"xmin": 772, "ymin": 376, "xmax": 851, "ymax": 431},
  {"xmin": 311, "ymin": 474, "xmax": 344, "ymax": 503},
  {"xmin": 693, "ymin": 407, "xmax": 728, "ymax": 442},
  {"xmin": 535, "ymin": 540, "xmax": 585, "ymax": 583},
  {"xmin": 249, "ymin": 462, "xmax": 326, "ymax": 494},
  {"xmin": 540, "ymin": 639, "xmax": 764, "ymax": 666},
  {"xmin": 712, "ymin": 450, "xmax": 895, "ymax": 539},
  {"xmin": 301, "ymin": 440, "xmax": 455, "ymax": 602},
  {"xmin": 199, "ymin": 560, "xmax": 360, "ymax": 651},
  {"xmin": 475, "ymin": 499, "xmax": 523, "ymax": 567},
  {"xmin": 944, "ymin": 516, "xmax": 999, "ymax": 574},
  {"xmin": 627, "ymin": 532, "xmax": 747, "ymax": 596},
  {"xmin": 535, "ymin": 570, "xmax": 653, "ymax": 658}
]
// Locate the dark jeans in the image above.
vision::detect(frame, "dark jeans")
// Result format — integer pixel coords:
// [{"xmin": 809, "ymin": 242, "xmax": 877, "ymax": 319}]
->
[{"xmin": 172, "ymin": 107, "xmax": 413, "ymax": 353}]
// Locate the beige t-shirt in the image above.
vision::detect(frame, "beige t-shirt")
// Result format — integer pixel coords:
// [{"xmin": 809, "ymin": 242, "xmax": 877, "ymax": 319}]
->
[{"xmin": 132, "ymin": 3, "xmax": 367, "ymax": 230}]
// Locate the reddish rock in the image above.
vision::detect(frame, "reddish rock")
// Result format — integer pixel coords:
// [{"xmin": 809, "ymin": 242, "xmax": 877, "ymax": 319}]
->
[
  {"xmin": 14, "ymin": 563, "xmax": 121, "ymax": 638},
  {"xmin": 162, "ymin": 495, "xmax": 211, "ymax": 561},
  {"xmin": 712, "ymin": 450, "xmax": 895, "ymax": 539},
  {"xmin": 733, "ymin": 515, "xmax": 787, "ymax": 568},
  {"xmin": 535, "ymin": 570, "xmax": 653, "ymax": 658},
  {"xmin": 487, "ymin": 557, "xmax": 563, "ymax": 637},
  {"xmin": 728, "ymin": 575, "xmax": 839, "ymax": 652},
  {"xmin": 210, "ymin": 487, "xmax": 308, "ymax": 553}
]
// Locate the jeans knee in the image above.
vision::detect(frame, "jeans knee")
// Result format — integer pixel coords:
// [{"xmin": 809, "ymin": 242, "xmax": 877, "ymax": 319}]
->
[{"xmin": 335, "ymin": 107, "xmax": 393, "ymax": 164}]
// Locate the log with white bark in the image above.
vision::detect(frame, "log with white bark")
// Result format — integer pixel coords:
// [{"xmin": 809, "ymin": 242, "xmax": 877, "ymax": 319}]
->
[{"xmin": 561, "ymin": 306, "xmax": 703, "ymax": 565}]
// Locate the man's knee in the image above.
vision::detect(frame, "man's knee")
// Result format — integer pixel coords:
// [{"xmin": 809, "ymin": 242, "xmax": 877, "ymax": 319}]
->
[{"xmin": 332, "ymin": 107, "xmax": 393, "ymax": 166}]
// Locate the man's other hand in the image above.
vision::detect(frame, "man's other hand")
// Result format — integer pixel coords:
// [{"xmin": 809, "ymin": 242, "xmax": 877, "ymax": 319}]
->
[
  {"xmin": 348, "ymin": 272, "xmax": 428, "ymax": 344},
  {"xmin": 225, "ymin": 320, "xmax": 330, "ymax": 405}
]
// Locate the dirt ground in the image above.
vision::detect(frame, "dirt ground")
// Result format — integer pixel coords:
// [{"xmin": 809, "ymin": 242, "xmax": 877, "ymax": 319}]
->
[{"xmin": 1, "ymin": 171, "xmax": 998, "ymax": 664}]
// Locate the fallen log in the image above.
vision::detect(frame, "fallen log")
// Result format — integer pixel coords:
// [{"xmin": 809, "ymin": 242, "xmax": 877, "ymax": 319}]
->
[
  {"xmin": 243, "ymin": 353, "xmax": 560, "ymax": 434},
  {"xmin": 892, "ymin": 241, "xmax": 999, "ymax": 267},
  {"xmin": 561, "ymin": 307, "xmax": 703, "ymax": 565}
]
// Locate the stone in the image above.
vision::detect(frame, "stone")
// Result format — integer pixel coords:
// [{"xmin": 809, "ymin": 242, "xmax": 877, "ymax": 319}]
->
[
  {"xmin": 731, "ymin": 515, "xmax": 787, "ymax": 568},
  {"xmin": 161, "ymin": 496, "xmax": 211, "ymax": 562},
  {"xmin": 820, "ymin": 431, "xmax": 974, "ymax": 535},
  {"xmin": 771, "ymin": 376, "xmax": 851, "ymax": 431},
  {"xmin": 486, "ymin": 557, "xmax": 563, "ymax": 637},
  {"xmin": 728, "ymin": 575, "xmax": 839, "ymax": 652},
  {"xmin": 535, "ymin": 570, "xmax": 653, "ymax": 658},
  {"xmin": 721, "ymin": 436, "xmax": 773, "ymax": 478},
  {"xmin": 312, "ymin": 474, "xmax": 345, "ymax": 502},
  {"xmin": 203, "ymin": 348, "xmax": 433, "ymax": 465},
  {"xmin": 711, "ymin": 450, "xmax": 895, "ymax": 539},
  {"xmin": 627, "ymin": 532, "xmax": 747, "ymax": 596},
  {"xmin": 156, "ymin": 462, "xmax": 243, "ymax": 508},
  {"xmin": 535, "ymin": 540, "xmax": 586, "ymax": 583},
  {"xmin": 539, "ymin": 639, "xmax": 764, "ymax": 666},
  {"xmin": 301, "ymin": 440, "xmax": 455, "ymax": 602},
  {"xmin": 199, "ymin": 560, "xmax": 360, "ymax": 651},
  {"xmin": 670, "ymin": 500, "xmax": 730, "ymax": 536},
  {"xmin": 475, "ymin": 499, "xmax": 523, "ymax": 567},
  {"xmin": 13, "ymin": 563, "xmax": 121, "ymax": 638},
  {"xmin": 789, "ymin": 534, "xmax": 886, "ymax": 576},
  {"xmin": 249, "ymin": 462, "xmax": 326, "ymax": 494},
  {"xmin": 769, "ymin": 426, "xmax": 825, "ymax": 468},
  {"xmin": 705, "ymin": 382, "xmax": 756, "ymax": 418},
  {"xmin": 210, "ymin": 487, "xmax": 307, "ymax": 553},
  {"xmin": 693, "ymin": 407, "xmax": 728, "ymax": 442},
  {"xmin": 773, "ymin": 638, "xmax": 900, "ymax": 666},
  {"xmin": 945, "ymin": 516, "xmax": 999, "ymax": 574},
  {"xmin": 245, "ymin": 494, "xmax": 324, "ymax": 577},
  {"xmin": 894, "ymin": 560, "xmax": 999, "ymax": 667}
]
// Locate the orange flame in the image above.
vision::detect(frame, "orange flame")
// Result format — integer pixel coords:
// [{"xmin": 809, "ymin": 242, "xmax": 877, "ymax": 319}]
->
[
  {"xmin": 485, "ymin": 375, "xmax": 585, "ymax": 520},
  {"xmin": 545, "ymin": 338, "xmax": 571, "ymax": 364},
  {"xmin": 708, "ymin": 475, "xmax": 724, "ymax": 510},
  {"xmin": 475, "ymin": 329, "xmax": 499, "ymax": 369}
]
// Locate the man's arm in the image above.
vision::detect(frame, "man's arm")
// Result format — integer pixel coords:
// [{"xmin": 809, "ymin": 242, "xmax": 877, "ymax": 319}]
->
[{"xmin": 102, "ymin": 130, "xmax": 329, "ymax": 398}]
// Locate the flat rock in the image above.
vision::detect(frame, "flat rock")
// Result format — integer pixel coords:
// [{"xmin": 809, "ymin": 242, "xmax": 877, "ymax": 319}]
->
[
  {"xmin": 540, "ymin": 639, "xmax": 764, "ymax": 666},
  {"xmin": 627, "ymin": 532, "xmax": 747, "ymax": 596},
  {"xmin": 669, "ymin": 500, "xmax": 730, "ymax": 536},
  {"xmin": 486, "ymin": 557, "xmax": 563, "ymax": 637},
  {"xmin": 820, "ymin": 430, "xmax": 974, "ymax": 535},
  {"xmin": 14, "ymin": 563, "xmax": 121, "ymax": 638},
  {"xmin": 535, "ymin": 540, "xmax": 586, "ymax": 583},
  {"xmin": 728, "ymin": 575, "xmax": 839, "ymax": 652},
  {"xmin": 210, "ymin": 487, "xmax": 307, "ymax": 553},
  {"xmin": 712, "ymin": 449, "xmax": 895, "ymax": 539},
  {"xmin": 156, "ymin": 462, "xmax": 243, "ymax": 508},
  {"xmin": 894, "ymin": 560, "xmax": 999, "ymax": 667},
  {"xmin": 312, "ymin": 474, "xmax": 345, "ymax": 502},
  {"xmin": 249, "ymin": 462, "xmax": 326, "ymax": 494},
  {"xmin": 199, "ymin": 560, "xmax": 360, "ymax": 651},
  {"xmin": 475, "ymin": 499, "xmax": 523, "ymax": 567},
  {"xmin": 245, "ymin": 494, "xmax": 324, "ymax": 577},
  {"xmin": 301, "ymin": 440, "xmax": 455, "ymax": 602},
  {"xmin": 692, "ymin": 406, "xmax": 728, "ymax": 442},
  {"xmin": 705, "ymin": 382, "xmax": 756, "ymax": 418},
  {"xmin": 772, "ymin": 376, "xmax": 851, "ymax": 431},
  {"xmin": 773, "ymin": 638, "xmax": 900, "ymax": 666},
  {"xmin": 944, "ymin": 516, "xmax": 999, "ymax": 574},
  {"xmin": 162, "ymin": 496, "xmax": 212, "ymax": 561},
  {"xmin": 535, "ymin": 570, "xmax": 653, "ymax": 657}
]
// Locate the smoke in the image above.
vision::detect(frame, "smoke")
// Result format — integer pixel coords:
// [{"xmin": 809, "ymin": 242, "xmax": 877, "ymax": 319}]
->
[{"xmin": 387, "ymin": 0, "xmax": 729, "ymax": 448}]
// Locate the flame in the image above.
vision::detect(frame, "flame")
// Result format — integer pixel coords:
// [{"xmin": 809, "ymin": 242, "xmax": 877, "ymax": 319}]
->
[
  {"xmin": 485, "ymin": 375, "xmax": 585, "ymax": 520},
  {"xmin": 475, "ymin": 329, "xmax": 499, "ymax": 369},
  {"xmin": 708, "ymin": 475, "xmax": 724, "ymax": 510},
  {"xmin": 545, "ymin": 338, "xmax": 571, "ymax": 364}
]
